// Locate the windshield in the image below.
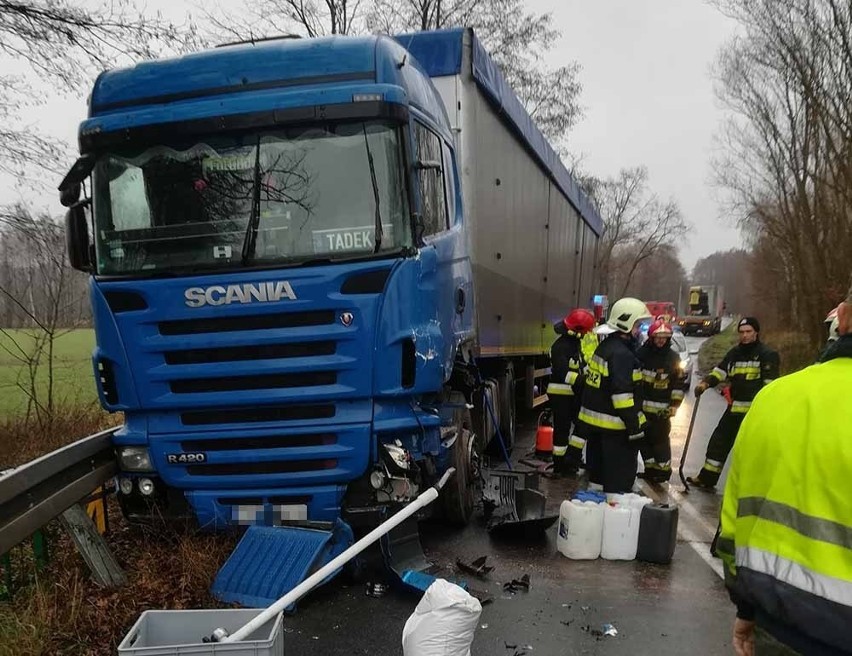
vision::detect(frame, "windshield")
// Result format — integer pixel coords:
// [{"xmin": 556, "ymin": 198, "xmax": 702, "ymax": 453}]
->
[{"xmin": 91, "ymin": 121, "xmax": 410, "ymax": 275}]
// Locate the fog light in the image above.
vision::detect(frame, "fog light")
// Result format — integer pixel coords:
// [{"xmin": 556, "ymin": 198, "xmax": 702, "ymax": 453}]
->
[
  {"xmin": 138, "ymin": 477, "xmax": 155, "ymax": 496},
  {"xmin": 370, "ymin": 470, "xmax": 386, "ymax": 490},
  {"xmin": 118, "ymin": 477, "xmax": 133, "ymax": 495}
]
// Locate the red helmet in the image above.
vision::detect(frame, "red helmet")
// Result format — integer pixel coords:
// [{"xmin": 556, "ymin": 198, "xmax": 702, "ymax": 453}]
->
[
  {"xmin": 563, "ymin": 308, "xmax": 596, "ymax": 335},
  {"xmin": 648, "ymin": 318, "xmax": 673, "ymax": 339}
]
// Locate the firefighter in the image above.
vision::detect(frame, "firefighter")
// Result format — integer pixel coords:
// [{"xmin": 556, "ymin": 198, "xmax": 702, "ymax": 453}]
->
[
  {"xmin": 548, "ymin": 308, "xmax": 596, "ymax": 475},
  {"xmin": 575, "ymin": 297, "xmax": 651, "ymax": 492},
  {"xmin": 717, "ymin": 286, "xmax": 852, "ymax": 655},
  {"xmin": 636, "ymin": 319, "xmax": 685, "ymax": 483},
  {"xmin": 687, "ymin": 317, "xmax": 780, "ymax": 490}
]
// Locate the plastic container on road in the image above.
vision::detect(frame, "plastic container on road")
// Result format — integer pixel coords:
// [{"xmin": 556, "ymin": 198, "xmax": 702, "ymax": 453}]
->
[
  {"xmin": 637, "ymin": 503, "xmax": 679, "ymax": 564},
  {"xmin": 557, "ymin": 499, "xmax": 604, "ymax": 560},
  {"xmin": 117, "ymin": 608, "xmax": 283, "ymax": 655},
  {"xmin": 601, "ymin": 503, "xmax": 642, "ymax": 560}
]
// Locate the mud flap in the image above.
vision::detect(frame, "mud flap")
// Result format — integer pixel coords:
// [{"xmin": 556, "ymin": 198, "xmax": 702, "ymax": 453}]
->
[
  {"xmin": 211, "ymin": 520, "xmax": 353, "ymax": 611},
  {"xmin": 381, "ymin": 514, "xmax": 436, "ymax": 592},
  {"xmin": 482, "ymin": 470, "xmax": 558, "ymax": 537}
]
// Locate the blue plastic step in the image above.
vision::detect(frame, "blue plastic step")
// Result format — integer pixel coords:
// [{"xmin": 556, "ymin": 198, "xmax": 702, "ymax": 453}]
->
[{"xmin": 211, "ymin": 522, "xmax": 352, "ymax": 609}]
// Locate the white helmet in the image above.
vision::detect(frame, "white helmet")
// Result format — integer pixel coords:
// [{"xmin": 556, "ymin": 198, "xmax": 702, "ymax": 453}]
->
[{"xmin": 600, "ymin": 297, "xmax": 652, "ymax": 334}]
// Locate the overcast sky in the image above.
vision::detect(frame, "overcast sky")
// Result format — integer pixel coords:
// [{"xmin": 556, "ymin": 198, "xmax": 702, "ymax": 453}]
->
[{"xmin": 0, "ymin": 0, "xmax": 743, "ymax": 269}]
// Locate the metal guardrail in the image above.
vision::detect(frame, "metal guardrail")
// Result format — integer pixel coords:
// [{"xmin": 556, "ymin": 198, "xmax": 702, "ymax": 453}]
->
[{"xmin": 0, "ymin": 427, "xmax": 118, "ymax": 556}]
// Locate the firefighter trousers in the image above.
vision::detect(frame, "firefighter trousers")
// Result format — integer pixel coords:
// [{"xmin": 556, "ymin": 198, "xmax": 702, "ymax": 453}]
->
[
  {"xmin": 696, "ymin": 409, "xmax": 745, "ymax": 487},
  {"xmin": 640, "ymin": 414, "xmax": 672, "ymax": 481},
  {"xmin": 585, "ymin": 429, "xmax": 639, "ymax": 493},
  {"xmin": 550, "ymin": 394, "xmax": 583, "ymax": 473}
]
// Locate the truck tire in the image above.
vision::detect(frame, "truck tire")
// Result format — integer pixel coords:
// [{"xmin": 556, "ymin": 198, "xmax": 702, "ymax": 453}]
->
[
  {"xmin": 497, "ymin": 364, "xmax": 515, "ymax": 450},
  {"xmin": 441, "ymin": 403, "xmax": 478, "ymax": 525}
]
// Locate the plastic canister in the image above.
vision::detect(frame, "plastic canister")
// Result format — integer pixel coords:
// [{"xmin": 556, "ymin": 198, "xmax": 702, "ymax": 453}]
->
[
  {"xmin": 601, "ymin": 503, "xmax": 642, "ymax": 560},
  {"xmin": 637, "ymin": 504, "xmax": 679, "ymax": 564},
  {"xmin": 557, "ymin": 500, "xmax": 604, "ymax": 560}
]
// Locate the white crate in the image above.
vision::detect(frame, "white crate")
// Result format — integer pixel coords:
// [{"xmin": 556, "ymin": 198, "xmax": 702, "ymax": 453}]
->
[{"xmin": 117, "ymin": 609, "xmax": 283, "ymax": 655}]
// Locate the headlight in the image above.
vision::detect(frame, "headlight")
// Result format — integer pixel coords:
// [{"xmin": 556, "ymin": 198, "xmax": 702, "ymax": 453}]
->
[{"xmin": 117, "ymin": 446, "xmax": 154, "ymax": 472}]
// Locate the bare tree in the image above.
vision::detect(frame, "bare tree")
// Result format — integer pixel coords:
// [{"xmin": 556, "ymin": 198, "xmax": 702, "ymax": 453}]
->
[
  {"xmin": 204, "ymin": 0, "xmax": 363, "ymax": 41},
  {"xmin": 712, "ymin": 0, "xmax": 852, "ymax": 346},
  {"xmin": 617, "ymin": 244, "xmax": 689, "ymax": 307},
  {"xmin": 0, "ymin": 0, "xmax": 200, "ymax": 176},
  {"xmin": 203, "ymin": 0, "xmax": 583, "ymax": 144},
  {"xmin": 587, "ymin": 166, "xmax": 689, "ymax": 298},
  {"xmin": 366, "ymin": 0, "xmax": 583, "ymax": 142},
  {"xmin": 0, "ymin": 205, "xmax": 89, "ymax": 427}
]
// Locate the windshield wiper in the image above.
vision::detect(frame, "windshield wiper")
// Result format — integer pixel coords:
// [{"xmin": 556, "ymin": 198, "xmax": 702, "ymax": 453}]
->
[
  {"xmin": 362, "ymin": 124, "xmax": 383, "ymax": 253},
  {"xmin": 240, "ymin": 137, "xmax": 263, "ymax": 264}
]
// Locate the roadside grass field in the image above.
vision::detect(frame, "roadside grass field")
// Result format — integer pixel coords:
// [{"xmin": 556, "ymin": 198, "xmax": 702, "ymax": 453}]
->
[{"xmin": 0, "ymin": 329, "xmax": 98, "ymax": 417}]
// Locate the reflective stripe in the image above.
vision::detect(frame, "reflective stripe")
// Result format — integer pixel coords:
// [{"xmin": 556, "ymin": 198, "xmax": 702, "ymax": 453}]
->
[
  {"xmin": 671, "ymin": 389, "xmax": 684, "ymax": 401},
  {"xmin": 710, "ymin": 366, "xmax": 727, "ymax": 381},
  {"xmin": 736, "ymin": 546, "xmax": 852, "ymax": 607},
  {"xmin": 703, "ymin": 459, "xmax": 723, "ymax": 473},
  {"xmin": 738, "ymin": 497, "xmax": 852, "ymax": 550},
  {"xmin": 564, "ymin": 371, "xmax": 579, "ymax": 386},
  {"xmin": 731, "ymin": 400, "xmax": 752, "ymax": 414},
  {"xmin": 612, "ymin": 393, "xmax": 634, "ymax": 409},
  {"xmin": 552, "ymin": 445, "xmax": 568, "ymax": 457},
  {"xmin": 579, "ymin": 407, "xmax": 626, "ymax": 430},
  {"xmin": 642, "ymin": 401, "xmax": 669, "ymax": 410},
  {"xmin": 632, "ymin": 369, "xmax": 642, "ymax": 382},
  {"xmin": 569, "ymin": 435, "xmax": 586, "ymax": 449},
  {"xmin": 547, "ymin": 383, "xmax": 574, "ymax": 396},
  {"xmin": 657, "ymin": 461, "xmax": 671, "ymax": 471},
  {"xmin": 590, "ymin": 355, "xmax": 609, "ymax": 375},
  {"xmin": 642, "ymin": 369, "xmax": 657, "ymax": 383}
]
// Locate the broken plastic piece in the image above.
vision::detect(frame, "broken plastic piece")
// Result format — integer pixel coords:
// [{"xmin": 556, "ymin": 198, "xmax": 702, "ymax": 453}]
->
[
  {"xmin": 456, "ymin": 555, "xmax": 494, "ymax": 579},
  {"xmin": 502, "ymin": 574, "xmax": 531, "ymax": 593},
  {"xmin": 602, "ymin": 623, "xmax": 618, "ymax": 637},
  {"xmin": 365, "ymin": 581, "xmax": 388, "ymax": 597}
]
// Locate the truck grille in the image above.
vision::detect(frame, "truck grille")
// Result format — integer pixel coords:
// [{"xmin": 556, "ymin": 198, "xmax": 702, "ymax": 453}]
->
[
  {"xmin": 181, "ymin": 403, "xmax": 336, "ymax": 425},
  {"xmin": 169, "ymin": 371, "xmax": 336, "ymax": 394},
  {"xmin": 187, "ymin": 459, "xmax": 337, "ymax": 476},
  {"xmin": 158, "ymin": 310, "xmax": 335, "ymax": 335},
  {"xmin": 164, "ymin": 341, "xmax": 335, "ymax": 365},
  {"xmin": 181, "ymin": 433, "xmax": 336, "ymax": 451}
]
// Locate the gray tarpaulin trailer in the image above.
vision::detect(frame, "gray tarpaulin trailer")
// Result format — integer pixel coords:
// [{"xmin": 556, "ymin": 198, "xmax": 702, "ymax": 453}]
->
[{"xmin": 401, "ymin": 28, "xmax": 603, "ymax": 416}]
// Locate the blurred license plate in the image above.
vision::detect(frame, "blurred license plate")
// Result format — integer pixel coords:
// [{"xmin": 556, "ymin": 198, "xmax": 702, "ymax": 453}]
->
[{"xmin": 230, "ymin": 504, "xmax": 308, "ymax": 525}]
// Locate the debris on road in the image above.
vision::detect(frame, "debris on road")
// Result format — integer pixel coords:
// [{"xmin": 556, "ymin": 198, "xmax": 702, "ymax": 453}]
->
[
  {"xmin": 502, "ymin": 574, "xmax": 531, "ymax": 593},
  {"xmin": 365, "ymin": 581, "xmax": 388, "ymax": 597},
  {"xmin": 482, "ymin": 470, "xmax": 558, "ymax": 537},
  {"xmin": 456, "ymin": 555, "xmax": 494, "ymax": 579},
  {"xmin": 602, "ymin": 623, "xmax": 618, "ymax": 637}
]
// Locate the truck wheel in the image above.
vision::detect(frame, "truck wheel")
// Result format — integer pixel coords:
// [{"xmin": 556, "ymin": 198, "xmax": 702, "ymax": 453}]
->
[
  {"xmin": 441, "ymin": 405, "xmax": 478, "ymax": 525},
  {"xmin": 498, "ymin": 364, "xmax": 515, "ymax": 450}
]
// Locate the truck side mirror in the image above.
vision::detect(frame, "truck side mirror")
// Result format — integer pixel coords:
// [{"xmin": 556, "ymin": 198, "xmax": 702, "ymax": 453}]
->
[
  {"xmin": 65, "ymin": 204, "xmax": 92, "ymax": 272},
  {"xmin": 59, "ymin": 182, "xmax": 81, "ymax": 208}
]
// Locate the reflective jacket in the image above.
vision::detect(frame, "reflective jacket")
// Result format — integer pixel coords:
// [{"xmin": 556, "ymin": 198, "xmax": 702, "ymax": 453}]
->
[
  {"xmin": 636, "ymin": 341, "xmax": 685, "ymax": 416},
  {"xmin": 717, "ymin": 335, "xmax": 852, "ymax": 653},
  {"xmin": 576, "ymin": 334, "xmax": 646, "ymax": 437},
  {"xmin": 703, "ymin": 341, "xmax": 780, "ymax": 414},
  {"xmin": 547, "ymin": 332, "xmax": 585, "ymax": 397}
]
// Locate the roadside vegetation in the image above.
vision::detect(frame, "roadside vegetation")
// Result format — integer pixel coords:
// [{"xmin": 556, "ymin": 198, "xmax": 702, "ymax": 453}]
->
[{"xmin": 0, "ymin": 503, "xmax": 239, "ymax": 656}]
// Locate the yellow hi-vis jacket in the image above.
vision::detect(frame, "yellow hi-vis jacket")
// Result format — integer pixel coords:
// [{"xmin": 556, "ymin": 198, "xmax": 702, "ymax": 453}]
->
[{"xmin": 717, "ymin": 336, "xmax": 852, "ymax": 653}]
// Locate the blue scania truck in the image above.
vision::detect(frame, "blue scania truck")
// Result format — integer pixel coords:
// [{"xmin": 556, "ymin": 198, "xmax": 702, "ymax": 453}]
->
[{"xmin": 60, "ymin": 29, "xmax": 602, "ymax": 545}]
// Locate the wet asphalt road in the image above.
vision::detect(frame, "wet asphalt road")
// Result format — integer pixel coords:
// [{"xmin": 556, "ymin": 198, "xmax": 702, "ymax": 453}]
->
[{"xmin": 278, "ymin": 331, "xmax": 737, "ymax": 655}]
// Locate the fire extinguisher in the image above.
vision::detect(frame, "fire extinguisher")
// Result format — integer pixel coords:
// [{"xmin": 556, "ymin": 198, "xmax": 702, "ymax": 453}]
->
[{"xmin": 535, "ymin": 409, "xmax": 554, "ymax": 457}]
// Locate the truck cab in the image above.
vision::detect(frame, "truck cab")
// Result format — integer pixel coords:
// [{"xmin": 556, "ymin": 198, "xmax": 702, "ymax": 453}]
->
[{"xmin": 61, "ymin": 34, "xmax": 476, "ymax": 531}]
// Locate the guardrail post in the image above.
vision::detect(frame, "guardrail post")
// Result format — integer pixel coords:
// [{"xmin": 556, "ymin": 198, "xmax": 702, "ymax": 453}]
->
[
  {"xmin": 32, "ymin": 530, "xmax": 49, "ymax": 570},
  {"xmin": 60, "ymin": 503, "xmax": 126, "ymax": 588}
]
